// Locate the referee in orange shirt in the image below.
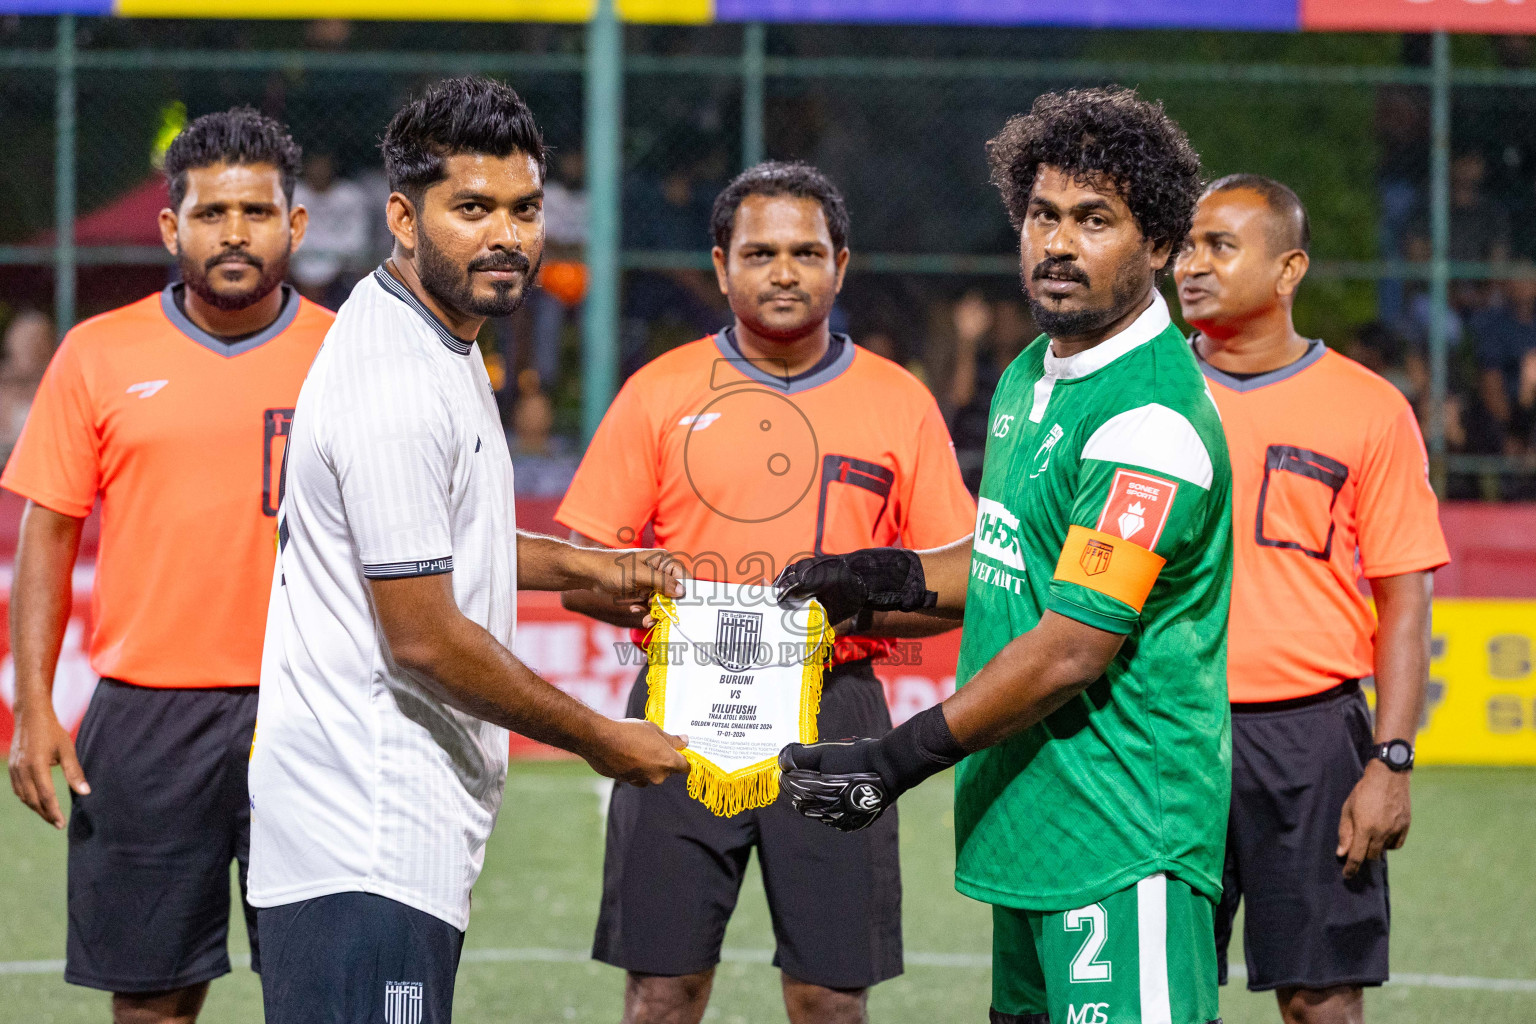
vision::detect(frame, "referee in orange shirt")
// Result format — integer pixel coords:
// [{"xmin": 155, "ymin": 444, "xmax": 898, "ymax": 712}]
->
[
  {"xmin": 557, "ymin": 162, "xmax": 976, "ymax": 1024},
  {"xmin": 4, "ymin": 110, "xmax": 330, "ymax": 1024},
  {"xmin": 1175, "ymin": 175, "xmax": 1449, "ymax": 1024}
]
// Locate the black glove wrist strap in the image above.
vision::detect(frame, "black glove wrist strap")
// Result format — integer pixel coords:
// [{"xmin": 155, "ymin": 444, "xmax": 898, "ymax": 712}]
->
[
  {"xmin": 871, "ymin": 704, "xmax": 967, "ymax": 797},
  {"xmin": 776, "ymin": 548, "xmax": 936, "ymax": 627},
  {"xmin": 853, "ymin": 548, "xmax": 937, "ymax": 613}
]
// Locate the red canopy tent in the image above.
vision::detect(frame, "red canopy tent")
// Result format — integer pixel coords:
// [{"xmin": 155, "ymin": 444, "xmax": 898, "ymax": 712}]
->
[
  {"xmin": 25, "ymin": 178, "xmax": 172, "ymax": 317},
  {"xmin": 32, "ymin": 177, "xmax": 168, "ymax": 246}
]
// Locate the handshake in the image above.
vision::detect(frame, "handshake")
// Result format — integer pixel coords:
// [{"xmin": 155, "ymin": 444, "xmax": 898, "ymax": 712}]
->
[{"xmin": 771, "ymin": 548, "xmax": 967, "ymax": 834}]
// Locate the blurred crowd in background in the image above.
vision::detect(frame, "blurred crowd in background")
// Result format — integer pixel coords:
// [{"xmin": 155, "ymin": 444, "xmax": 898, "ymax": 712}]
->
[{"xmin": 4, "ymin": 20, "xmax": 1536, "ymax": 500}]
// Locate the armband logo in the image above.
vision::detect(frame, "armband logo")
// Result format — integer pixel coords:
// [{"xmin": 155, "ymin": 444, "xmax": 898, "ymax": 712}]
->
[
  {"xmin": 1096, "ymin": 469, "xmax": 1178, "ymax": 551},
  {"xmin": 1054, "ymin": 525, "xmax": 1165, "ymax": 613},
  {"xmin": 1079, "ymin": 538, "xmax": 1114, "ymax": 576}
]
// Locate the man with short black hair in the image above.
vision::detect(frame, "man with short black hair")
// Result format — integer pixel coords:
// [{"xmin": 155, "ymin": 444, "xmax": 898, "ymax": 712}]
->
[
  {"xmin": 558, "ymin": 160, "xmax": 976, "ymax": 1024},
  {"xmin": 1197, "ymin": 173, "xmax": 1310, "ymax": 254},
  {"xmin": 1176, "ymin": 175, "xmax": 1447, "ymax": 1024},
  {"xmin": 249, "ymin": 77, "xmax": 689, "ymax": 1024},
  {"xmin": 5, "ymin": 107, "xmax": 330, "ymax": 1024},
  {"xmin": 778, "ymin": 88, "xmax": 1232, "ymax": 1024}
]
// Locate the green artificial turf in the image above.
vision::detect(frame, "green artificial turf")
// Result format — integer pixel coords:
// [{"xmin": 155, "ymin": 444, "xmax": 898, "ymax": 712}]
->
[{"xmin": 1, "ymin": 764, "xmax": 1530, "ymax": 1023}]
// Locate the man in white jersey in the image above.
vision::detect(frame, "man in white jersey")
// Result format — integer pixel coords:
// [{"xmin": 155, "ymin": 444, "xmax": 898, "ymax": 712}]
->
[{"xmin": 249, "ymin": 77, "xmax": 689, "ymax": 1024}]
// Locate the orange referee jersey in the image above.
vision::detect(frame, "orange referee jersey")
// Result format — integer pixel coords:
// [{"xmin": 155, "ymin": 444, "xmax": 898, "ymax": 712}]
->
[
  {"xmin": 557, "ymin": 330, "xmax": 976, "ymax": 655},
  {"xmin": 2, "ymin": 284, "xmax": 331, "ymax": 689},
  {"xmin": 1200, "ymin": 340, "xmax": 1449, "ymax": 704}
]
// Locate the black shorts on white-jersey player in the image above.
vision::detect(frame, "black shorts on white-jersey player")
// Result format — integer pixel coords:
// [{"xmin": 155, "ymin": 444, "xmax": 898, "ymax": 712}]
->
[{"xmin": 259, "ymin": 892, "xmax": 462, "ymax": 1024}]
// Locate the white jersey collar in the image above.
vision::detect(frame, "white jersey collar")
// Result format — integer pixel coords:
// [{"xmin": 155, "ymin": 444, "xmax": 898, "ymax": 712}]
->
[
  {"xmin": 372, "ymin": 264, "xmax": 476, "ymax": 357},
  {"xmin": 1042, "ymin": 290, "xmax": 1171, "ymax": 381}
]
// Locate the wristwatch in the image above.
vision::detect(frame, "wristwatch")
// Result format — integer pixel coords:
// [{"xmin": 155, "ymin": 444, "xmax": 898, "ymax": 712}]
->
[{"xmin": 1371, "ymin": 739, "xmax": 1415, "ymax": 772}]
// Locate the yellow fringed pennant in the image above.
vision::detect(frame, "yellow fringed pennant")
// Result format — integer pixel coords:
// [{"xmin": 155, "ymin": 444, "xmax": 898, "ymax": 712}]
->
[{"xmin": 644, "ymin": 582, "xmax": 834, "ymax": 817}]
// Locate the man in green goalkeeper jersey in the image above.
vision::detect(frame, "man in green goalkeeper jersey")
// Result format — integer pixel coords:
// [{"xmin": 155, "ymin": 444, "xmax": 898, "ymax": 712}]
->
[{"xmin": 777, "ymin": 86, "xmax": 1231, "ymax": 1024}]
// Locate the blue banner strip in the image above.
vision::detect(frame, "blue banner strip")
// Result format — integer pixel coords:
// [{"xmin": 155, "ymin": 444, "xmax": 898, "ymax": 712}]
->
[
  {"xmin": 0, "ymin": 0, "xmax": 112, "ymax": 11},
  {"xmin": 0, "ymin": 0, "xmax": 1313, "ymax": 31},
  {"xmin": 716, "ymin": 0, "xmax": 1299, "ymax": 31}
]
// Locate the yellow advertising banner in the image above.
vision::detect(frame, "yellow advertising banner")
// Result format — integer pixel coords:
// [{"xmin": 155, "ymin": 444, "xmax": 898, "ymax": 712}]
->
[
  {"xmin": 1407, "ymin": 599, "xmax": 1536, "ymax": 765},
  {"xmin": 115, "ymin": 0, "xmax": 710, "ymax": 22}
]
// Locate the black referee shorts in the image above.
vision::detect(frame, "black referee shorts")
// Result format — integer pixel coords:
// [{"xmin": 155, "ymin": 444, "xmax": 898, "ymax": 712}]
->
[
  {"xmin": 66, "ymin": 678, "xmax": 259, "ymax": 993},
  {"xmin": 592, "ymin": 659, "xmax": 903, "ymax": 990},
  {"xmin": 1216, "ymin": 680, "xmax": 1390, "ymax": 992}
]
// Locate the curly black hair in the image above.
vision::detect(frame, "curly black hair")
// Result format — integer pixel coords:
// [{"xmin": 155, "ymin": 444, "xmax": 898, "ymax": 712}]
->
[
  {"xmin": 381, "ymin": 76, "xmax": 546, "ymax": 206},
  {"xmin": 163, "ymin": 107, "xmax": 302, "ymax": 212},
  {"xmin": 711, "ymin": 161, "xmax": 850, "ymax": 253},
  {"xmin": 987, "ymin": 86, "xmax": 1202, "ymax": 253}
]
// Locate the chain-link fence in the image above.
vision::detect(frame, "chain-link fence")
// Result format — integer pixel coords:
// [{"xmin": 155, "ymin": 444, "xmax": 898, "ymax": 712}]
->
[{"xmin": 3, "ymin": 17, "xmax": 1535, "ymax": 497}]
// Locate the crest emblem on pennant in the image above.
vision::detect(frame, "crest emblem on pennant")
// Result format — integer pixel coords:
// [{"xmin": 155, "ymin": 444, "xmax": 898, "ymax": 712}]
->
[
  {"xmin": 1080, "ymin": 539, "xmax": 1114, "ymax": 576},
  {"xmin": 384, "ymin": 982, "xmax": 423, "ymax": 1024},
  {"xmin": 714, "ymin": 610, "xmax": 764, "ymax": 672}
]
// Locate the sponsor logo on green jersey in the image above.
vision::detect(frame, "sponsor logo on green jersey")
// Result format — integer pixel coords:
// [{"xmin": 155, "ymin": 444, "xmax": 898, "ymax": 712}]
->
[{"xmin": 975, "ymin": 497, "xmax": 1025, "ymax": 570}]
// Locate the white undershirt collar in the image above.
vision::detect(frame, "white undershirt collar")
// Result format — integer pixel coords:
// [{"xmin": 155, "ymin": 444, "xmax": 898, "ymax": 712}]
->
[{"xmin": 1041, "ymin": 290, "xmax": 1171, "ymax": 381}]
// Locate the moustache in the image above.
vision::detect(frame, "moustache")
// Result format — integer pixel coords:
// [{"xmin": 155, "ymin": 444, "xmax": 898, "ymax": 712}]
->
[
  {"xmin": 758, "ymin": 288, "xmax": 811, "ymax": 305},
  {"xmin": 468, "ymin": 251, "xmax": 531, "ymax": 275},
  {"xmin": 206, "ymin": 250, "xmax": 263, "ymax": 271},
  {"xmin": 1031, "ymin": 258, "xmax": 1089, "ymax": 286}
]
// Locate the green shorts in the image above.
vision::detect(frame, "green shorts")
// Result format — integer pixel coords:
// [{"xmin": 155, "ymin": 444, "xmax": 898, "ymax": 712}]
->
[{"xmin": 991, "ymin": 873, "xmax": 1220, "ymax": 1024}]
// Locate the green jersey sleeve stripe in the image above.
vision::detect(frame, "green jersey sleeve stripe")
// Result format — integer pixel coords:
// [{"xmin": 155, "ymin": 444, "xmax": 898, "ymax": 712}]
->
[
  {"xmin": 1081, "ymin": 403, "xmax": 1214, "ymax": 489},
  {"xmin": 1046, "ymin": 590, "xmax": 1137, "ymax": 635}
]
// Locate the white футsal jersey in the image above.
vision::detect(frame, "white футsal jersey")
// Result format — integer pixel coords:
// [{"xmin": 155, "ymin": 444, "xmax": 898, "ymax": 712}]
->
[{"xmin": 249, "ymin": 267, "xmax": 516, "ymax": 930}]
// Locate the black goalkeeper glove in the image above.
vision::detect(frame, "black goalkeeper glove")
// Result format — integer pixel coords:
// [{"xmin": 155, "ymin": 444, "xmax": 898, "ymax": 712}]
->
[
  {"xmin": 777, "ymin": 705, "xmax": 967, "ymax": 832},
  {"xmin": 774, "ymin": 548, "xmax": 937, "ymax": 627}
]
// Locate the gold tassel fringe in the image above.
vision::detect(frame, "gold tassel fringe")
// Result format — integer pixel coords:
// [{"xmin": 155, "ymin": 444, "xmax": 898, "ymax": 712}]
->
[{"xmin": 683, "ymin": 751, "xmax": 784, "ymax": 817}]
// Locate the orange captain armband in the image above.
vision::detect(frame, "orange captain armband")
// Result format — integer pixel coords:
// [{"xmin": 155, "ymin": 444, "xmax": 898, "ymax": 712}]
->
[{"xmin": 1052, "ymin": 525, "xmax": 1165, "ymax": 613}]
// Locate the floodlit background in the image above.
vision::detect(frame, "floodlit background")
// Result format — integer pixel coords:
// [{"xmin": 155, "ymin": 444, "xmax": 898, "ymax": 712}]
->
[{"xmin": 7, "ymin": 15, "xmax": 1536, "ymax": 495}]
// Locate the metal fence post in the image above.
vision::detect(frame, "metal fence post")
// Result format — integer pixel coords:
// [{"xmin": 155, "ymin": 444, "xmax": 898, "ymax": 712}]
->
[
  {"xmin": 1427, "ymin": 30, "xmax": 1451, "ymax": 495},
  {"xmin": 54, "ymin": 14, "xmax": 76, "ymax": 332},
  {"xmin": 581, "ymin": 0, "xmax": 623, "ymax": 441},
  {"xmin": 742, "ymin": 21, "xmax": 765, "ymax": 169}
]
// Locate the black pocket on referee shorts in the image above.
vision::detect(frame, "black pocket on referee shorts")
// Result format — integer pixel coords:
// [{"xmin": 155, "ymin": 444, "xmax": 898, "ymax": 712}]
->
[{"xmin": 1338, "ymin": 690, "xmax": 1374, "ymax": 767}]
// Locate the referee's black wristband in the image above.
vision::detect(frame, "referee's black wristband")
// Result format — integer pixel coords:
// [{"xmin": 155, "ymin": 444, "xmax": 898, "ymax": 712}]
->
[{"xmin": 872, "ymin": 704, "xmax": 968, "ymax": 797}]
